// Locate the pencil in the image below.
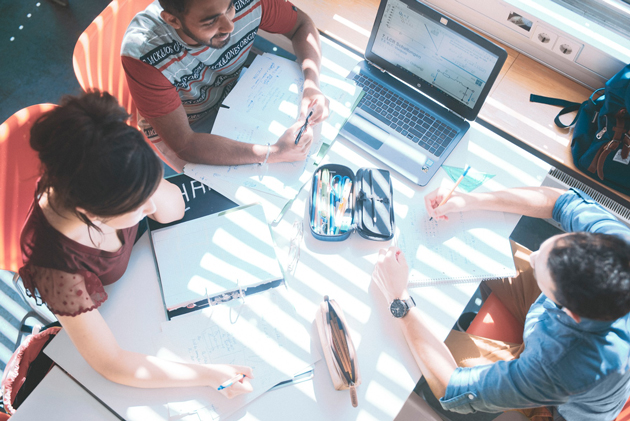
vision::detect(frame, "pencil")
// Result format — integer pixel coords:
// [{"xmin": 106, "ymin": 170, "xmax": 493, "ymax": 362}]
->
[{"xmin": 429, "ymin": 165, "xmax": 471, "ymax": 221}]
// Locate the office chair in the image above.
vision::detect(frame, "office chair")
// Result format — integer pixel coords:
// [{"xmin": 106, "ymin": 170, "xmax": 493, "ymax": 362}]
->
[
  {"xmin": 465, "ymin": 292, "xmax": 523, "ymax": 344},
  {"xmin": 72, "ymin": 0, "xmax": 175, "ymax": 170},
  {"xmin": 0, "ymin": 104, "xmax": 57, "ymax": 327}
]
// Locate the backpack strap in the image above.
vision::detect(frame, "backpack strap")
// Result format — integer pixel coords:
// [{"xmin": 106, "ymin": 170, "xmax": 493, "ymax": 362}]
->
[
  {"xmin": 529, "ymin": 94, "xmax": 582, "ymax": 128},
  {"xmin": 588, "ymin": 109, "xmax": 628, "ymax": 179}
]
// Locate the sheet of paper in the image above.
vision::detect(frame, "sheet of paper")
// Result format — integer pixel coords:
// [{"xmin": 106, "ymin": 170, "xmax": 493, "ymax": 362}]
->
[
  {"xmin": 184, "ymin": 49, "xmax": 363, "ymax": 205},
  {"xmin": 398, "ymin": 206, "xmax": 516, "ymax": 286},
  {"xmin": 159, "ymin": 288, "xmax": 320, "ymax": 421},
  {"xmin": 214, "ymin": 53, "xmax": 361, "ymax": 148},
  {"xmin": 151, "ymin": 203, "xmax": 283, "ymax": 310}
]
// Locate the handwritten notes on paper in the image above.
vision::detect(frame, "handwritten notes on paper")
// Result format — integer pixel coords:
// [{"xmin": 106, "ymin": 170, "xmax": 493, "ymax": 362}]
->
[
  {"xmin": 160, "ymin": 288, "xmax": 319, "ymax": 421},
  {"xmin": 398, "ymin": 206, "xmax": 516, "ymax": 286},
  {"xmin": 184, "ymin": 52, "xmax": 363, "ymax": 207}
]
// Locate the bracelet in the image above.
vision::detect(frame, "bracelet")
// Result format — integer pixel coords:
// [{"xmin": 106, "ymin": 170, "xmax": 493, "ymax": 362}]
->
[{"xmin": 261, "ymin": 143, "xmax": 271, "ymax": 166}]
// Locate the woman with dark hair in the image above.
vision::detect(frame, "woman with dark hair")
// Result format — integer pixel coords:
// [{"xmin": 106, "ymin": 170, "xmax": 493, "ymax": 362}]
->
[{"xmin": 19, "ymin": 91, "xmax": 253, "ymax": 396}]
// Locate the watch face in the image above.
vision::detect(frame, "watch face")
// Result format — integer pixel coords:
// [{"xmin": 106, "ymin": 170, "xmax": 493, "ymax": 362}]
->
[{"xmin": 390, "ymin": 299, "xmax": 407, "ymax": 318}]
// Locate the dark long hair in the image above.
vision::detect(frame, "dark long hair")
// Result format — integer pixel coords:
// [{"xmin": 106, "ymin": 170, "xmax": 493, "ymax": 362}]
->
[{"xmin": 29, "ymin": 90, "xmax": 163, "ymax": 232}]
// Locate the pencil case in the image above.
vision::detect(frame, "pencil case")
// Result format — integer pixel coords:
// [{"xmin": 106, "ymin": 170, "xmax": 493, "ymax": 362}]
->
[
  {"xmin": 315, "ymin": 296, "xmax": 361, "ymax": 407},
  {"xmin": 308, "ymin": 164, "xmax": 394, "ymax": 241}
]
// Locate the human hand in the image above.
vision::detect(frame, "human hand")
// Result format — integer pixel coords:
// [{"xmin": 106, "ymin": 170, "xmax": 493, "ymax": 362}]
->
[
  {"xmin": 211, "ymin": 365, "xmax": 254, "ymax": 399},
  {"xmin": 269, "ymin": 120, "xmax": 314, "ymax": 163},
  {"xmin": 424, "ymin": 186, "xmax": 471, "ymax": 221},
  {"xmin": 300, "ymin": 85, "xmax": 329, "ymax": 125},
  {"xmin": 372, "ymin": 247, "xmax": 410, "ymax": 304}
]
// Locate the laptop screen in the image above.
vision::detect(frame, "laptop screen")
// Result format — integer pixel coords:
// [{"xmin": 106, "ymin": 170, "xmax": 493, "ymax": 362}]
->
[{"xmin": 365, "ymin": 0, "xmax": 507, "ymax": 121}]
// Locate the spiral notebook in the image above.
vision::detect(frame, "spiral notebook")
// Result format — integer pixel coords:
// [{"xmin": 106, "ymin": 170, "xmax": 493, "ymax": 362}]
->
[{"xmin": 397, "ymin": 207, "xmax": 516, "ymax": 287}]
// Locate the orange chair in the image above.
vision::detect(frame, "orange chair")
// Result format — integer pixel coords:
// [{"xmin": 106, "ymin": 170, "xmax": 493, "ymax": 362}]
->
[
  {"xmin": 72, "ymin": 0, "xmax": 175, "ymax": 169},
  {"xmin": 0, "ymin": 104, "xmax": 57, "ymax": 325},
  {"xmin": 72, "ymin": 0, "xmax": 153, "ymax": 121},
  {"xmin": 466, "ymin": 292, "xmax": 523, "ymax": 344},
  {"xmin": 617, "ymin": 399, "xmax": 630, "ymax": 421}
]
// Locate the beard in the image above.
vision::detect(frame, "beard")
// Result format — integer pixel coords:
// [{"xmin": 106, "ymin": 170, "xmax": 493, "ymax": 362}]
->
[{"xmin": 179, "ymin": 23, "xmax": 232, "ymax": 49}]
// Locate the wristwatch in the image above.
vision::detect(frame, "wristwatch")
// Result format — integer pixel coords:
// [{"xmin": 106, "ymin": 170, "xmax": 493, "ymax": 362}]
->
[{"xmin": 389, "ymin": 296, "xmax": 416, "ymax": 318}]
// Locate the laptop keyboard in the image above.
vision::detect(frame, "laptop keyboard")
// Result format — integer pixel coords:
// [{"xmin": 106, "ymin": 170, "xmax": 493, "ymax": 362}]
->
[{"xmin": 353, "ymin": 73, "xmax": 457, "ymax": 158}]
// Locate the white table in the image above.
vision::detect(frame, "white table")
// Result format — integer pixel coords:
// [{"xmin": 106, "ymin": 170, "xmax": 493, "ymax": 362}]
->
[
  {"xmin": 19, "ymin": 27, "xmax": 552, "ymax": 421},
  {"xmin": 34, "ymin": 122, "xmax": 550, "ymax": 421},
  {"xmin": 10, "ymin": 366, "xmax": 120, "ymax": 421}
]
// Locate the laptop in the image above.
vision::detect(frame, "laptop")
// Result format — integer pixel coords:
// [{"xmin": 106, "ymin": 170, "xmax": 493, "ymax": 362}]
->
[{"xmin": 340, "ymin": 0, "xmax": 507, "ymax": 186}]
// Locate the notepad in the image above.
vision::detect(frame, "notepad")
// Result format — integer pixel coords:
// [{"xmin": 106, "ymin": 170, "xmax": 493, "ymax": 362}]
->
[
  {"xmin": 397, "ymin": 206, "xmax": 516, "ymax": 287},
  {"xmin": 150, "ymin": 203, "xmax": 284, "ymax": 317}
]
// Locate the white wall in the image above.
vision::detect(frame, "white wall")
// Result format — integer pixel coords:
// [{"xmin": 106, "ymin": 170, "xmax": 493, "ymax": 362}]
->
[{"xmin": 422, "ymin": 0, "xmax": 629, "ymax": 89}]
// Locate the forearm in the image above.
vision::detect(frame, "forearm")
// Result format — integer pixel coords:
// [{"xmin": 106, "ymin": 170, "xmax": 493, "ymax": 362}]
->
[
  {"xmin": 398, "ymin": 307, "xmax": 457, "ymax": 399},
  {"xmin": 290, "ymin": 13, "xmax": 322, "ymax": 91},
  {"xmin": 173, "ymin": 132, "xmax": 270, "ymax": 165},
  {"xmin": 98, "ymin": 349, "xmax": 224, "ymax": 389},
  {"xmin": 467, "ymin": 187, "xmax": 566, "ymax": 219}
]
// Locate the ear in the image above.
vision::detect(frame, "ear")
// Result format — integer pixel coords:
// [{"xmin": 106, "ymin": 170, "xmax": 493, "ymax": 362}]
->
[
  {"xmin": 160, "ymin": 10, "xmax": 183, "ymax": 30},
  {"xmin": 563, "ymin": 307, "xmax": 582, "ymax": 324}
]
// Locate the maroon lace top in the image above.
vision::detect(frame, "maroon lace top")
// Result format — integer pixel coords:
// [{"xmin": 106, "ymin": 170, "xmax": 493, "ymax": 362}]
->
[{"xmin": 19, "ymin": 200, "xmax": 138, "ymax": 316}]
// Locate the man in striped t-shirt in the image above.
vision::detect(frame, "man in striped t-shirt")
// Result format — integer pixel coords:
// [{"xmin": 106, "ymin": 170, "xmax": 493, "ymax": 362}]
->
[{"xmin": 121, "ymin": 0, "xmax": 329, "ymax": 171}]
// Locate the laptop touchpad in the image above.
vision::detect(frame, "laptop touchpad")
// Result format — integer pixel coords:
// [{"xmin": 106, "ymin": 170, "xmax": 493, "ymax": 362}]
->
[{"xmin": 343, "ymin": 114, "xmax": 389, "ymax": 150}]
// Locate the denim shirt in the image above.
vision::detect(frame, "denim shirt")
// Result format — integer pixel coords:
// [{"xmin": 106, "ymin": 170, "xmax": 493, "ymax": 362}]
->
[{"xmin": 440, "ymin": 189, "xmax": 630, "ymax": 420}]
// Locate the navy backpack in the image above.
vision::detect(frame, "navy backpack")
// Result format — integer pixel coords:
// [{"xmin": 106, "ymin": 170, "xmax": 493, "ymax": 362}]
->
[{"xmin": 531, "ymin": 64, "xmax": 630, "ymax": 195}]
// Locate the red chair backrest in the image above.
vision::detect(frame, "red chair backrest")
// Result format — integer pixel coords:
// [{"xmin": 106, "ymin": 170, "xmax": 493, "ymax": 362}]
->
[
  {"xmin": 72, "ymin": 0, "xmax": 153, "ymax": 123},
  {"xmin": 466, "ymin": 292, "xmax": 524, "ymax": 344},
  {"xmin": 72, "ymin": 0, "xmax": 176, "ymax": 170},
  {"xmin": 0, "ymin": 104, "xmax": 56, "ymax": 273}
]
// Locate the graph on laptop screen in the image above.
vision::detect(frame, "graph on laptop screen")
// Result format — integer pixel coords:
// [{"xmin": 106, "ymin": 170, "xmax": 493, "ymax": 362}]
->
[{"xmin": 371, "ymin": 0, "xmax": 500, "ymax": 111}]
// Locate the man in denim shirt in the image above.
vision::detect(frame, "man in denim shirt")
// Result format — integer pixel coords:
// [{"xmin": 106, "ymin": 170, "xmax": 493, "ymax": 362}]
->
[{"xmin": 372, "ymin": 187, "xmax": 630, "ymax": 420}]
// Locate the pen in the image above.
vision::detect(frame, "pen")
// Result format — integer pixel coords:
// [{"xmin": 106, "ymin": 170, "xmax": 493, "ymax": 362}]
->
[
  {"xmin": 321, "ymin": 169, "xmax": 330, "ymax": 234},
  {"xmin": 217, "ymin": 374, "xmax": 246, "ymax": 391},
  {"xmin": 335, "ymin": 179, "xmax": 352, "ymax": 232},
  {"xmin": 369, "ymin": 171, "xmax": 376, "ymax": 224},
  {"xmin": 295, "ymin": 110, "xmax": 313, "ymax": 145},
  {"xmin": 430, "ymin": 165, "xmax": 471, "ymax": 221},
  {"xmin": 312, "ymin": 171, "xmax": 319, "ymax": 229}
]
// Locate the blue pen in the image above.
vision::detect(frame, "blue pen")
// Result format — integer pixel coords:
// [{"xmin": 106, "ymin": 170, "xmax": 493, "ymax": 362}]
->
[
  {"xmin": 329, "ymin": 184, "xmax": 335, "ymax": 235},
  {"xmin": 312, "ymin": 171, "xmax": 319, "ymax": 229},
  {"xmin": 320, "ymin": 169, "xmax": 330, "ymax": 234},
  {"xmin": 217, "ymin": 374, "xmax": 245, "ymax": 391},
  {"xmin": 330, "ymin": 175, "xmax": 343, "ymax": 234}
]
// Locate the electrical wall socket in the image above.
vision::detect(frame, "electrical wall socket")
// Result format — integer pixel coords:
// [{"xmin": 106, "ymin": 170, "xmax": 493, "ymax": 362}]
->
[
  {"xmin": 531, "ymin": 24, "xmax": 558, "ymax": 51},
  {"xmin": 553, "ymin": 36, "xmax": 582, "ymax": 61}
]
